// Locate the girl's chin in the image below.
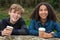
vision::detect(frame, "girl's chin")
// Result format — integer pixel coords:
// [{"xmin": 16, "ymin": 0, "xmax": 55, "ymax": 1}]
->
[{"xmin": 41, "ymin": 18, "xmax": 47, "ymax": 19}]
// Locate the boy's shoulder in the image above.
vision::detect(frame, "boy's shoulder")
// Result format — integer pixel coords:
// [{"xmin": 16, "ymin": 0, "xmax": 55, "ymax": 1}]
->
[
  {"xmin": 19, "ymin": 18, "xmax": 25, "ymax": 22},
  {"xmin": 0, "ymin": 17, "xmax": 9, "ymax": 23}
]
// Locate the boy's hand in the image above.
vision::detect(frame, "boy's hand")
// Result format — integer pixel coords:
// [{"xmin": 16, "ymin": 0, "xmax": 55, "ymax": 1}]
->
[{"xmin": 2, "ymin": 28, "xmax": 13, "ymax": 36}]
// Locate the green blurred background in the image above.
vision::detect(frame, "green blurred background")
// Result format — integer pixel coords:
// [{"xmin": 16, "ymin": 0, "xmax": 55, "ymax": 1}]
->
[{"xmin": 0, "ymin": 0, "xmax": 60, "ymax": 26}]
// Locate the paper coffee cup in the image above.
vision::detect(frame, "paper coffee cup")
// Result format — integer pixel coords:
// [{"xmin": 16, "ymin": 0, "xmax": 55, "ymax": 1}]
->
[{"xmin": 38, "ymin": 27, "xmax": 45, "ymax": 37}]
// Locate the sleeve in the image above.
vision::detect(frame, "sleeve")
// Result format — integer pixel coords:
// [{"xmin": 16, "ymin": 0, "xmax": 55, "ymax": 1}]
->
[
  {"xmin": 0, "ymin": 20, "xmax": 6, "ymax": 36},
  {"xmin": 0, "ymin": 22, "xmax": 2, "ymax": 36},
  {"xmin": 28, "ymin": 19, "xmax": 38, "ymax": 36},
  {"xmin": 53, "ymin": 21, "xmax": 60, "ymax": 38},
  {"xmin": 12, "ymin": 19, "xmax": 28, "ymax": 35}
]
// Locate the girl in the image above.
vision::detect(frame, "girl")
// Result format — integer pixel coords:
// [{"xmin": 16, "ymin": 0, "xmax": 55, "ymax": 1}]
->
[{"xmin": 29, "ymin": 2, "xmax": 60, "ymax": 38}]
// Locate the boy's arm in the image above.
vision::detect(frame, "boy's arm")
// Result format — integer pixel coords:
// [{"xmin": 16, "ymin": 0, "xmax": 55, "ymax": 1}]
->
[
  {"xmin": 0, "ymin": 21, "xmax": 6, "ymax": 36},
  {"xmin": 12, "ymin": 25, "xmax": 28, "ymax": 35},
  {"xmin": 12, "ymin": 19, "xmax": 28, "ymax": 35}
]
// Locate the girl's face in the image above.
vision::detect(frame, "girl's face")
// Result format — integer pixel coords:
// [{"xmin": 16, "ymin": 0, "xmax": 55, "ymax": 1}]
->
[{"xmin": 39, "ymin": 5, "xmax": 48, "ymax": 20}]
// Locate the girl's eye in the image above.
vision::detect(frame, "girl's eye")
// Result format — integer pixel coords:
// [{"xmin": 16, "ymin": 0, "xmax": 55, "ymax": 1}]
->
[
  {"xmin": 44, "ymin": 9, "xmax": 48, "ymax": 11},
  {"xmin": 39, "ymin": 9, "xmax": 42, "ymax": 11}
]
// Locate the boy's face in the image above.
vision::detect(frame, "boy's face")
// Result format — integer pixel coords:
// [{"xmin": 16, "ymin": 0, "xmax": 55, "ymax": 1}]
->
[{"xmin": 9, "ymin": 9, "xmax": 21, "ymax": 23}]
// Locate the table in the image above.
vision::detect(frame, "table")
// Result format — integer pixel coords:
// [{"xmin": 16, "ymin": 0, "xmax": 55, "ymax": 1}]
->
[{"xmin": 0, "ymin": 35, "xmax": 60, "ymax": 40}]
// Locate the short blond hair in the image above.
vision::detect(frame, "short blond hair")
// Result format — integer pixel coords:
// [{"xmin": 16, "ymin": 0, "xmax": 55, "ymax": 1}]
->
[{"xmin": 9, "ymin": 4, "xmax": 24, "ymax": 13}]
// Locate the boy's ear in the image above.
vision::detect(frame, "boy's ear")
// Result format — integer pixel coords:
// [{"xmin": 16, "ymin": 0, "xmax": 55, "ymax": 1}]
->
[{"xmin": 8, "ymin": 11, "xmax": 10, "ymax": 15}]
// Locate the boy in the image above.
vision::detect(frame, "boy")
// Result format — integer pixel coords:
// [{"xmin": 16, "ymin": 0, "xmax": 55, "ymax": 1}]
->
[{"xmin": 0, "ymin": 4, "xmax": 28, "ymax": 36}]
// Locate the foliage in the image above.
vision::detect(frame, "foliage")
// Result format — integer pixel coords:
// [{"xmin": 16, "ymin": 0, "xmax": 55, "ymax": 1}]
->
[{"xmin": 0, "ymin": 0, "xmax": 60, "ymax": 9}]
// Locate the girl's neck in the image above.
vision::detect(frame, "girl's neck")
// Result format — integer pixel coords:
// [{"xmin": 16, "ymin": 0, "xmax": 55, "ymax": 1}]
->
[{"xmin": 41, "ymin": 19, "xmax": 47, "ymax": 25}]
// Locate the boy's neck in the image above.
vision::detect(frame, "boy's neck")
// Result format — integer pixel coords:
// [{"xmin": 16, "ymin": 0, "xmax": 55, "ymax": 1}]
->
[{"xmin": 10, "ymin": 19, "xmax": 16, "ymax": 24}]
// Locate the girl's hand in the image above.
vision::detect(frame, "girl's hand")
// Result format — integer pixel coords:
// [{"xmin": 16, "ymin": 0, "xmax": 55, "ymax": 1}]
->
[{"xmin": 39, "ymin": 32, "xmax": 53, "ymax": 39}]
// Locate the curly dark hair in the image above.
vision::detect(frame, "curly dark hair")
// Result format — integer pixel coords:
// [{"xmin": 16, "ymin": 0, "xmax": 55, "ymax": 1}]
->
[{"xmin": 30, "ymin": 2, "xmax": 57, "ymax": 21}]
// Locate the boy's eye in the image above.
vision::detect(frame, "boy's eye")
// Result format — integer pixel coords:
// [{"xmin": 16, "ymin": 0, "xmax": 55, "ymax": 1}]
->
[{"xmin": 18, "ymin": 13, "xmax": 20, "ymax": 14}]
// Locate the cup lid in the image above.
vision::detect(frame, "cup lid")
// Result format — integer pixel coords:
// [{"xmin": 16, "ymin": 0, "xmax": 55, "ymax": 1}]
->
[
  {"xmin": 6, "ymin": 26, "xmax": 13, "ymax": 29},
  {"xmin": 38, "ymin": 27, "xmax": 45, "ymax": 31}
]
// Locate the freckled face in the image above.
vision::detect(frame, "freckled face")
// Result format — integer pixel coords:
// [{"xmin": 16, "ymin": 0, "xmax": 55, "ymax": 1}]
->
[
  {"xmin": 9, "ymin": 9, "xmax": 21, "ymax": 23},
  {"xmin": 39, "ymin": 5, "xmax": 48, "ymax": 20}
]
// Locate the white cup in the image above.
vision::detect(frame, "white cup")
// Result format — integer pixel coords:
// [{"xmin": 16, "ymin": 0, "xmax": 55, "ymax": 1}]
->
[
  {"xmin": 38, "ymin": 27, "xmax": 45, "ymax": 37},
  {"xmin": 6, "ymin": 26, "xmax": 13, "ymax": 31}
]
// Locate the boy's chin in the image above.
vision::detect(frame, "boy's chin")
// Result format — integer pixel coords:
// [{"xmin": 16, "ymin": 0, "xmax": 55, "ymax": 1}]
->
[{"xmin": 13, "ymin": 19, "xmax": 18, "ymax": 22}]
